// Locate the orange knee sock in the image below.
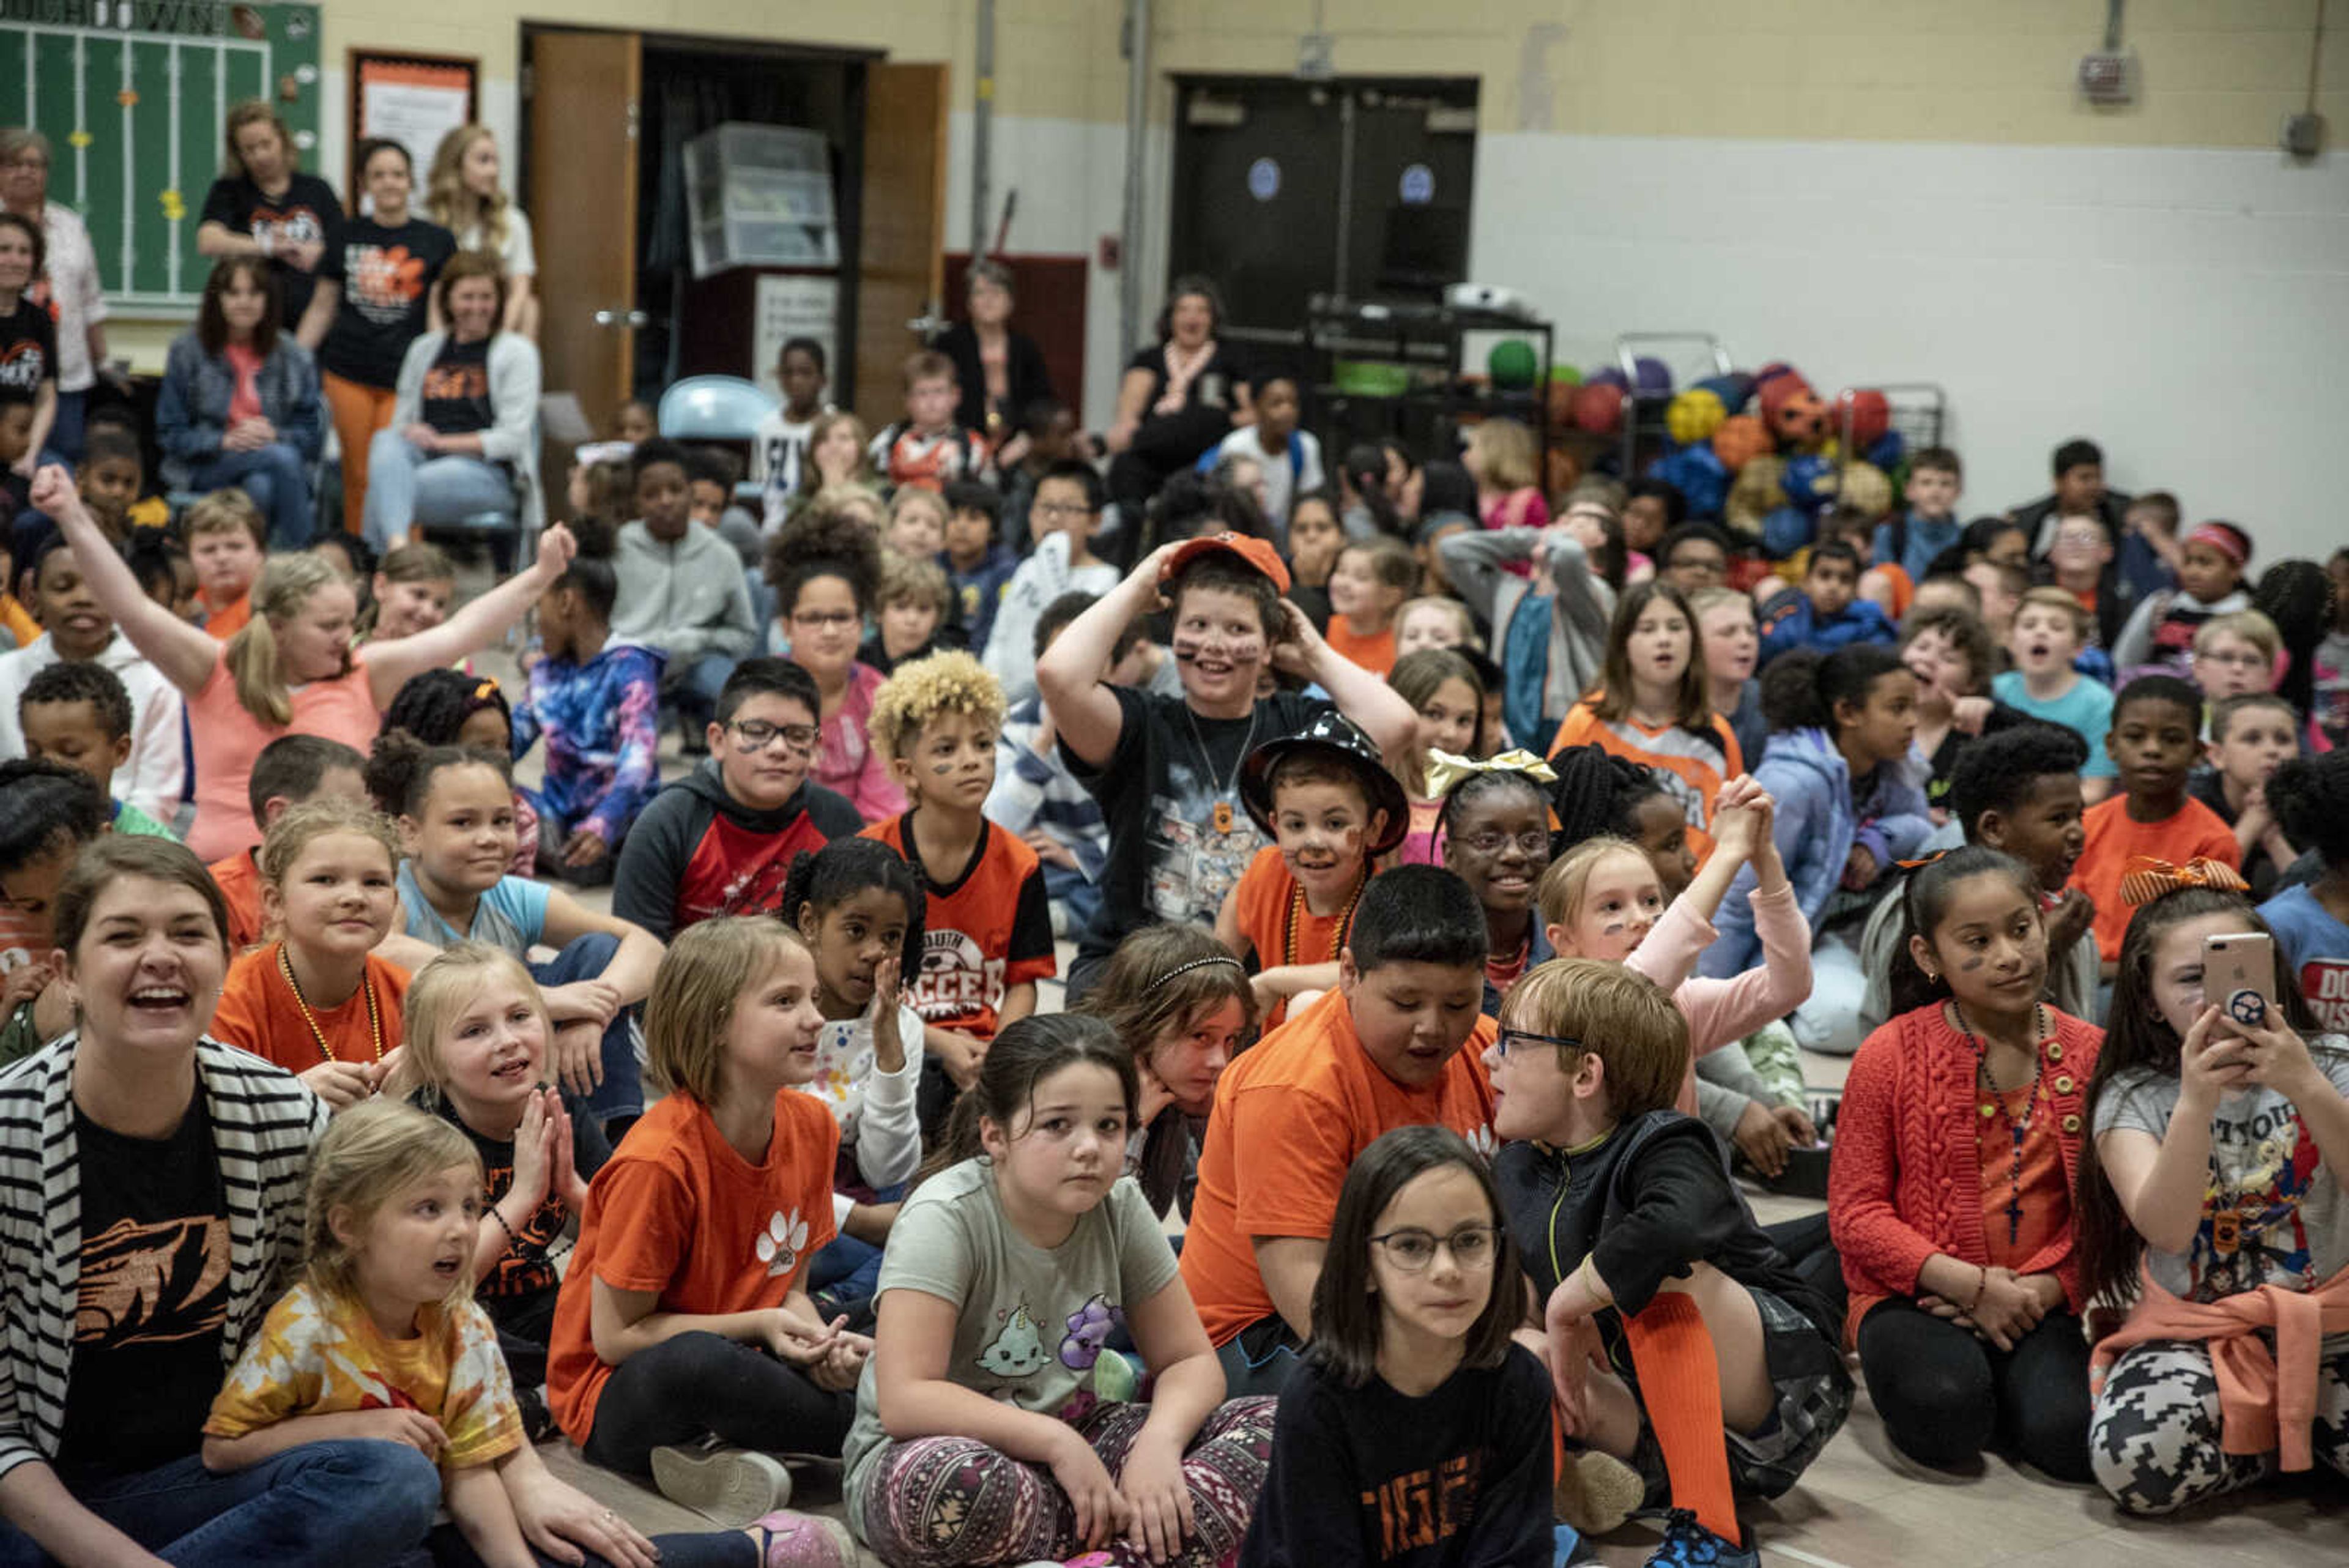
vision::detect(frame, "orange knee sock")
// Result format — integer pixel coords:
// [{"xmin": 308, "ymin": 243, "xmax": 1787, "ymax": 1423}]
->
[{"xmin": 1620, "ymin": 1291, "xmax": 1740, "ymax": 1544}]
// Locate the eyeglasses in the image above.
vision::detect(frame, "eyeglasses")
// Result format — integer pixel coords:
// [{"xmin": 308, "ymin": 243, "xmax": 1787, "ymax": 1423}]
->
[
  {"xmin": 2197, "ymin": 649, "xmax": 2266, "ymax": 669},
  {"xmin": 1493, "ymin": 1027, "xmax": 1584, "ymax": 1059},
  {"xmin": 727, "ymin": 719, "xmax": 818, "ymax": 754},
  {"xmin": 1368, "ymin": 1223, "xmax": 1500, "ymax": 1273},
  {"xmin": 1668, "ymin": 555, "xmax": 1725, "ymax": 577},
  {"xmin": 789, "ymin": 609, "xmax": 859, "ymax": 630},
  {"xmin": 1033, "ymin": 502, "xmax": 1096, "ymax": 520},
  {"xmin": 1456, "ymin": 830, "xmax": 1549, "ymax": 857}
]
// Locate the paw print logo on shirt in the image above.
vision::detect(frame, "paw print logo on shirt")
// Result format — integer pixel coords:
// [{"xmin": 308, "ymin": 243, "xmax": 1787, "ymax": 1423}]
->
[
  {"xmin": 1466, "ymin": 1124, "xmax": 1498, "ymax": 1162},
  {"xmin": 754, "ymin": 1209, "xmax": 809, "ymax": 1277}
]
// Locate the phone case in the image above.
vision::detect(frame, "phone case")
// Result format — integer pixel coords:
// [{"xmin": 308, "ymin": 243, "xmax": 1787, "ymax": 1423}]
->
[{"xmin": 2205, "ymin": 934, "xmax": 2278, "ymax": 1030}]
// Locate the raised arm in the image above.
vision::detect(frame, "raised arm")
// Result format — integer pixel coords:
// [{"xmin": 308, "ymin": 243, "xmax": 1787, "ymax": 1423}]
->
[
  {"xmin": 29, "ymin": 466, "xmax": 220, "ymax": 694},
  {"xmin": 1036, "ymin": 543, "xmax": 1180, "ymax": 769},
  {"xmin": 364, "ymin": 524, "xmax": 575, "ymax": 704},
  {"xmin": 1276, "ymin": 600, "xmax": 1417, "ymax": 757}
]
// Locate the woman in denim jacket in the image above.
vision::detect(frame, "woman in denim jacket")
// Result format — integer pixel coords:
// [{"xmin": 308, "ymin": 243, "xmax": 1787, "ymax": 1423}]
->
[{"xmin": 155, "ymin": 256, "xmax": 324, "ymax": 546}]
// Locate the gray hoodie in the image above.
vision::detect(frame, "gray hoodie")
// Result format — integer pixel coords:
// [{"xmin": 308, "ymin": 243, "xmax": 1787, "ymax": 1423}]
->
[{"xmin": 610, "ymin": 519, "xmax": 759, "ymax": 665}]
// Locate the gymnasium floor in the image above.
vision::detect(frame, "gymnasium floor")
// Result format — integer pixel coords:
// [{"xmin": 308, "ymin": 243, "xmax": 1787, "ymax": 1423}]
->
[{"xmin": 467, "ymin": 606, "xmax": 2347, "ymax": 1567}]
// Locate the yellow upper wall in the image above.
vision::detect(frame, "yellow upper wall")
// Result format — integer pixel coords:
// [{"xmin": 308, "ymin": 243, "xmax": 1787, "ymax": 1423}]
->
[{"xmin": 321, "ymin": 0, "xmax": 2343, "ymax": 146}]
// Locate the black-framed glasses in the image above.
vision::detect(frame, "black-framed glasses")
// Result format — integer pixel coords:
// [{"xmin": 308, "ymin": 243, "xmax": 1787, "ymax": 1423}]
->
[
  {"xmin": 729, "ymin": 719, "xmax": 818, "ymax": 754},
  {"xmin": 1493, "ymin": 1027, "xmax": 1584, "ymax": 1058},
  {"xmin": 1457, "ymin": 830, "xmax": 1549, "ymax": 857},
  {"xmin": 1368, "ymin": 1224, "xmax": 1501, "ymax": 1273}
]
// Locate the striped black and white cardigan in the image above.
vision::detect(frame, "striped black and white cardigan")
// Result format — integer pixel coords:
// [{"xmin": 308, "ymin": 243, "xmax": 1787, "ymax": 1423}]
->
[{"xmin": 0, "ymin": 1036, "xmax": 326, "ymax": 1481}]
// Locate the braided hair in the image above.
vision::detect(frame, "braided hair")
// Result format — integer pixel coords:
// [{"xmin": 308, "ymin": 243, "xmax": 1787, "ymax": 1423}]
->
[{"xmin": 777, "ymin": 838, "xmax": 925, "ymax": 978}]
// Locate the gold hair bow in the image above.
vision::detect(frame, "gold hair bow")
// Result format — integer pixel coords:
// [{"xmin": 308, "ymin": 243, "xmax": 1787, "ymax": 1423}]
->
[
  {"xmin": 2119, "ymin": 855, "xmax": 2247, "ymax": 907},
  {"xmin": 1424, "ymin": 748, "xmax": 1558, "ymax": 801},
  {"xmin": 473, "ymin": 677, "xmax": 501, "ymax": 700}
]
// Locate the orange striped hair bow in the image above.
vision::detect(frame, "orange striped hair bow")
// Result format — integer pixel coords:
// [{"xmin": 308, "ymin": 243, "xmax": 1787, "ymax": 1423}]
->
[{"xmin": 2119, "ymin": 855, "xmax": 2247, "ymax": 907}]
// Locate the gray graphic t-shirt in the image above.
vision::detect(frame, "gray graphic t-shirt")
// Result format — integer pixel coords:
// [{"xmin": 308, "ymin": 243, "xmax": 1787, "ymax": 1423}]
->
[{"xmin": 841, "ymin": 1159, "xmax": 1179, "ymax": 1517}]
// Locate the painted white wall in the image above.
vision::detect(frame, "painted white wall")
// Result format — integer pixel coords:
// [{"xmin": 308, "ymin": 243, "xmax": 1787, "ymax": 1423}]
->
[
  {"xmin": 1469, "ymin": 133, "xmax": 2349, "ymax": 567},
  {"xmin": 946, "ymin": 108, "xmax": 1170, "ymax": 433}
]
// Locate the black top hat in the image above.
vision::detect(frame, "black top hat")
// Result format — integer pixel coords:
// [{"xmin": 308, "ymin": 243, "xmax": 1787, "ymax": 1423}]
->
[{"xmin": 1238, "ymin": 711, "xmax": 1411, "ymax": 857}]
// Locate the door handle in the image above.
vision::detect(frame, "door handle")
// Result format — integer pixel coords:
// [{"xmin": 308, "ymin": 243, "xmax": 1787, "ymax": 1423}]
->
[{"xmin": 593, "ymin": 310, "xmax": 651, "ymax": 329}]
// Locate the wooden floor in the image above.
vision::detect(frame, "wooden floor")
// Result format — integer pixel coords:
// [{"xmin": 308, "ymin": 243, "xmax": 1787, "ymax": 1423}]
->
[{"xmin": 470, "ymin": 597, "xmax": 2349, "ymax": 1567}]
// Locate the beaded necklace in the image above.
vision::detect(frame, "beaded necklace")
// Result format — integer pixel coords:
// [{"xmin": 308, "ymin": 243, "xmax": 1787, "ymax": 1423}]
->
[
  {"xmin": 1282, "ymin": 871, "xmax": 1367, "ymax": 967},
  {"xmin": 1952, "ymin": 1001, "xmax": 2045, "ymax": 1247},
  {"xmin": 278, "ymin": 941, "xmax": 383, "ymax": 1065}
]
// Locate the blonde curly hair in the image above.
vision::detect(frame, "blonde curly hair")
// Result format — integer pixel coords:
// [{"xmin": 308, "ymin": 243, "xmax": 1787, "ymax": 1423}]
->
[{"xmin": 867, "ymin": 650, "xmax": 1006, "ymax": 770}]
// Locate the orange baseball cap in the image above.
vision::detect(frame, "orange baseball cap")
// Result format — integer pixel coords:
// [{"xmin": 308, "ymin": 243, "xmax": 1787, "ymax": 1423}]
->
[{"xmin": 1158, "ymin": 531, "xmax": 1291, "ymax": 595}]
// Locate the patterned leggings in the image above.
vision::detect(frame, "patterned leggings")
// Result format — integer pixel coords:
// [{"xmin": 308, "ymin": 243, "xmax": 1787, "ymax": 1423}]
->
[
  {"xmin": 854, "ymin": 1397, "xmax": 1277, "ymax": 1568},
  {"xmin": 2089, "ymin": 1337, "xmax": 2349, "ymax": 1515}
]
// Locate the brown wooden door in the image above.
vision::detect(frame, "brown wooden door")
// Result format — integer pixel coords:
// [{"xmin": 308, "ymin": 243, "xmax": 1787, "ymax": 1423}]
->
[
  {"xmin": 529, "ymin": 30, "xmax": 642, "ymax": 435},
  {"xmin": 854, "ymin": 62, "xmax": 948, "ymax": 431}
]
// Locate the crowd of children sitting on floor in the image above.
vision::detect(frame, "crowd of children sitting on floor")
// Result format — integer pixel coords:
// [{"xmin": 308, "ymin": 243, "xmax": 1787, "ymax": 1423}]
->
[{"xmin": 2, "ymin": 312, "xmax": 2348, "ymax": 1568}]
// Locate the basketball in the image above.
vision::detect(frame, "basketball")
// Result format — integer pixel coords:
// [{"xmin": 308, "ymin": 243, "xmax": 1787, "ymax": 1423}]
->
[
  {"xmin": 1841, "ymin": 388, "xmax": 1892, "ymax": 449},
  {"xmin": 1570, "ymin": 381, "xmax": 1627, "ymax": 434},
  {"xmin": 1711, "ymin": 414, "xmax": 1772, "ymax": 470}
]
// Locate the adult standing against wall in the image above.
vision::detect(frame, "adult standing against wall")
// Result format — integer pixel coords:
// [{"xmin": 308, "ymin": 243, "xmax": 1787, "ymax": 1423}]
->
[
  {"xmin": 1103, "ymin": 275, "xmax": 1250, "ymax": 557},
  {"xmin": 0, "ymin": 129, "xmax": 111, "ymax": 463},
  {"xmin": 195, "ymin": 102, "xmax": 341, "ymax": 349},
  {"xmin": 314, "ymin": 139, "xmax": 455, "ymax": 538},
  {"xmin": 425, "ymin": 124, "xmax": 538, "ymax": 339},
  {"xmin": 361, "ymin": 252, "xmax": 540, "ymax": 554},
  {"xmin": 930, "ymin": 259, "xmax": 1052, "ymax": 464},
  {"xmin": 155, "ymin": 257, "xmax": 325, "ymax": 548},
  {"xmin": 0, "ymin": 833, "xmax": 445, "ymax": 1567},
  {"xmin": 0, "ymin": 211, "xmax": 55, "ymax": 480}
]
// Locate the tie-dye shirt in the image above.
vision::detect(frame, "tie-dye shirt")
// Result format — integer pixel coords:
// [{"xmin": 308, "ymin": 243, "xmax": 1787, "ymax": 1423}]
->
[
  {"xmin": 204, "ymin": 1280, "xmax": 524, "ymax": 1472},
  {"xmin": 513, "ymin": 638, "xmax": 667, "ymax": 844}
]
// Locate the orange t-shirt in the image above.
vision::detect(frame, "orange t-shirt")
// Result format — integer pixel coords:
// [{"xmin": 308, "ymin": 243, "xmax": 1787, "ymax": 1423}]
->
[
  {"xmin": 860, "ymin": 813, "xmax": 1056, "ymax": 1040},
  {"xmin": 208, "ymin": 942, "xmax": 410, "ymax": 1074},
  {"xmin": 547, "ymin": 1088, "xmax": 840, "ymax": 1444},
  {"xmin": 0, "ymin": 593, "xmax": 39, "ymax": 650},
  {"xmin": 2069, "ymin": 794, "xmax": 2241, "ymax": 964},
  {"xmin": 1323, "ymin": 618, "xmax": 1397, "ymax": 678},
  {"xmin": 1180, "ymin": 988, "xmax": 1496, "ymax": 1346},
  {"xmin": 204, "ymin": 590, "xmax": 253, "ymax": 642},
  {"xmin": 1229, "ymin": 844, "xmax": 1369, "ymax": 1031},
  {"xmin": 208, "ymin": 850, "xmax": 266, "ymax": 955}
]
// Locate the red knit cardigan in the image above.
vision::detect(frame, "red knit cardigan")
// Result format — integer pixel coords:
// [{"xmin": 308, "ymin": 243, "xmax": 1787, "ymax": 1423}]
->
[{"xmin": 1828, "ymin": 1002, "xmax": 2105, "ymax": 1315}]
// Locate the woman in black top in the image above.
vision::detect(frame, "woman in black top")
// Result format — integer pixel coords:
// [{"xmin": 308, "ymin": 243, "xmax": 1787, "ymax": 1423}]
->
[
  {"xmin": 195, "ymin": 101, "xmax": 342, "ymax": 340},
  {"xmin": 929, "ymin": 259, "xmax": 1054, "ymax": 461},
  {"xmin": 0, "ymin": 210, "xmax": 58, "ymax": 477},
  {"xmin": 315, "ymin": 139, "xmax": 455, "ymax": 540},
  {"xmin": 1105, "ymin": 275, "xmax": 1252, "ymax": 554}
]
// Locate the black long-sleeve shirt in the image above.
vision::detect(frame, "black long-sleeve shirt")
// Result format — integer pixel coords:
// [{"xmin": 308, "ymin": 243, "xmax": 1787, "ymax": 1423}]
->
[{"xmin": 1239, "ymin": 1345, "xmax": 1554, "ymax": 1568}]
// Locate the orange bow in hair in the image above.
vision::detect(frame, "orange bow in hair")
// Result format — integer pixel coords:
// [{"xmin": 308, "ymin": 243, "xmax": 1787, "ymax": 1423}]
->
[{"xmin": 2119, "ymin": 855, "xmax": 2248, "ymax": 907}]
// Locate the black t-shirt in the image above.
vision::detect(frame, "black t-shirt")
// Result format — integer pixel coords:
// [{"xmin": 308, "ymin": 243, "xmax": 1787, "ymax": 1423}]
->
[
  {"xmin": 198, "ymin": 171, "xmax": 344, "ymax": 326},
  {"xmin": 1494, "ymin": 1112, "xmax": 1834, "ymax": 1359},
  {"xmin": 318, "ymin": 216, "xmax": 456, "ymax": 388},
  {"xmin": 0, "ymin": 296, "xmax": 56, "ymax": 404},
  {"xmin": 1063, "ymin": 686, "xmax": 1326, "ymax": 960},
  {"xmin": 1921, "ymin": 698, "xmax": 2032, "ymax": 818},
  {"xmin": 1238, "ymin": 1344, "xmax": 1554, "ymax": 1568},
  {"xmin": 56, "ymin": 1091, "xmax": 231, "ymax": 1477},
  {"xmin": 419, "ymin": 334, "xmax": 495, "ymax": 437},
  {"xmin": 421, "ymin": 1088, "xmax": 611, "ymax": 1324},
  {"xmin": 1125, "ymin": 340, "xmax": 1247, "ymax": 423}
]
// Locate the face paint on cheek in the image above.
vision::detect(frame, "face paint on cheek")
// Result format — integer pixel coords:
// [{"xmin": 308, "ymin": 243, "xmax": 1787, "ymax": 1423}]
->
[{"xmin": 1959, "ymin": 956, "xmax": 1986, "ymax": 972}]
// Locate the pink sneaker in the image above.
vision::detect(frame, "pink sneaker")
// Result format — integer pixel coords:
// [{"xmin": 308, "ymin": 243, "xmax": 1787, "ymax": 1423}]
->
[{"xmin": 751, "ymin": 1510, "xmax": 858, "ymax": 1568}]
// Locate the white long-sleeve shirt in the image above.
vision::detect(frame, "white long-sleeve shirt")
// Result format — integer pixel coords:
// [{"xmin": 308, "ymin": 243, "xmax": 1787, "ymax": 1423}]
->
[
  {"xmin": 0, "ymin": 632, "xmax": 185, "ymax": 822},
  {"xmin": 797, "ymin": 1001, "xmax": 926, "ymax": 1224}
]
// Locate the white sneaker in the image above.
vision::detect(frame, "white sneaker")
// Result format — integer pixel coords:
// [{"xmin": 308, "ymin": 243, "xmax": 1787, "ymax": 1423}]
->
[{"xmin": 650, "ymin": 1442, "xmax": 792, "ymax": 1526}]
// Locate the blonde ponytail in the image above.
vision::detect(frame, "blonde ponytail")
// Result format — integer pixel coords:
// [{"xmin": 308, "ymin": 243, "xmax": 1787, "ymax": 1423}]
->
[{"xmin": 225, "ymin": 553, "xmax": 346, "ymax": 727}]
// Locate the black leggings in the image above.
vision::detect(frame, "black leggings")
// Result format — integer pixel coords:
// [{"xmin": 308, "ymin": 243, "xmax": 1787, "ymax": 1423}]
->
[
  {"xmin": 581, "ymin": 1330, "xmax": 856, "ymax": 1477},
  {"xmin": 1855, "ymin": 1299, "xmax": 2093, "ymax": 1481}
]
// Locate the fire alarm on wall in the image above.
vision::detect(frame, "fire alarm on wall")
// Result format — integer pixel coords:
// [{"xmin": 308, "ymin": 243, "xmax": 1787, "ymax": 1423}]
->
[{"xmin": 2077, "ymin": 50, "xmax": 2136, "ymax": 106}]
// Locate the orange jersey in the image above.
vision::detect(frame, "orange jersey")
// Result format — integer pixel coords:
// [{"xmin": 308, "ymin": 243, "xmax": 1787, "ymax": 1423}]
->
[
  {"xmin": 1323, "ymin": 617, "xmax": 1397, "ymax": 677},
  {"xmin": 207, "ymin": 850, "xmax": 265, "ymax": 954},
  {"xmin": 1229, "ymin": 844, "xmax": 1370, "ymax": 1031},
  {"xmin": 861, "ymin": 812, "xmax": 1056, "ymax": 1039},
  {"xmin": 1551, "ymin": 697, "xmax": 1743, "ymax": 835}
]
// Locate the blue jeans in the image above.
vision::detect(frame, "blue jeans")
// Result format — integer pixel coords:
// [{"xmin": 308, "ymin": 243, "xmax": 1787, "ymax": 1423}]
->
[
  {"xmin": 362, "ymin": 427, "xmax": 514, "ymax": 551},
  {"xmin": 665, "ymin": 650, "xmax": 736, "ymax": 737},
  {"xmin": 190, "ymin": 442, "xmax": 316, "ymax": 548},
  {"xmin": 47, "ymin": 388, "xmax": 86, "ymax": 465},
  {"xmin": 530, "ymin": 932, "xmax": 644, "ymax": 1122},
  {"xmin": 0, "ymin": 1438, "xmax": 440, "ymax": 1567},
  {"xmin": 1040, "ymin": 858, "xmax": 1101, "ymax": 945},
  {"xmin": 806, "ymin": 1180, "xmax": 904, "ymax": 1307}
]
